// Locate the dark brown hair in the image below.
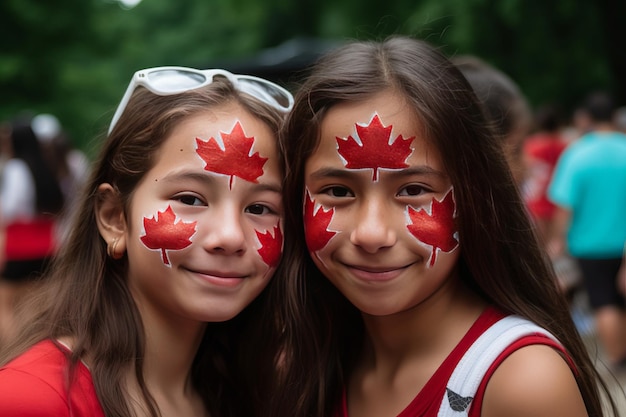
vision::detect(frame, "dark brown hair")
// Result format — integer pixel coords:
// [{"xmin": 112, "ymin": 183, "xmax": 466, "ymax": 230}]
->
[
  {"xmin": 452, "ymin": 55, "xmax": 532, "ymax": 183},
  {"xmin": 1, "ymin": 77, "xmax": 285, "ymax": 417},
  {"xmin": 274, "ymin": 36, "xmax": 616, "ymax": 417}
]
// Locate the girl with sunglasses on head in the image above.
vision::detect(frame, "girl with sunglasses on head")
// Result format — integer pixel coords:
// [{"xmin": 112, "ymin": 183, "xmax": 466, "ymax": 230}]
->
[
  {"xmin": 273, "ymin": 37, "xmax": 619, "ymax": 417},
  {"xmin": 0, "ymin": 68, "xmax": 293, "ymax": 417}
]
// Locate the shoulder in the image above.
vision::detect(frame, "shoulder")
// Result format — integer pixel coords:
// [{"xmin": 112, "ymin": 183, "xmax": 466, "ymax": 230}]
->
[
  {"xmin": 0, "ymin": 341, "xmax": 71, "ymax": 416},
  {"xmin": 2, "ymin": 340, "xmax": 68, "ymax": 372},
  {"xmin": 557, "ymin": 139, "xmax": 589, "ymax": 162},
  {"xmin": 550, "ymin": 140, "xmax": 589, "ymax": 186},
  {"xmin": 481, "ymin": 344, "xmax": 587, "ymax": 417}
]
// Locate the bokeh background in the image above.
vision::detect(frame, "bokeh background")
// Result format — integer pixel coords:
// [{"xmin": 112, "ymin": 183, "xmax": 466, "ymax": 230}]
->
[{"xmin": 1, "ymin": 0, "xmax": 625, "ymax": 155}]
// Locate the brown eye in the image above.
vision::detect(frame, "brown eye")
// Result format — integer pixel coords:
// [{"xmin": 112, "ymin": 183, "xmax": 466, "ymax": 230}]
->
[
  {"xmin": 245, "ymin": 204, "xmax": 271, "ymax": 215},
  {"xmin": 324, "ymin": 186, "xmax": 353, "ymax": 197},
  {"xmin": 398, "ymin": 185, "xmax": 428, "ymax": 196},
  {"xmin": 176, "ymin": 194, "xmax": 205, "ymax": 206}
]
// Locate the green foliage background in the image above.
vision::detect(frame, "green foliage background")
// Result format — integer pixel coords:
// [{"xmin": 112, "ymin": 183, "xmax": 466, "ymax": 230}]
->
[{"xmin": 1, "ymin": 0, "xmax": 624, "ymax": 155}]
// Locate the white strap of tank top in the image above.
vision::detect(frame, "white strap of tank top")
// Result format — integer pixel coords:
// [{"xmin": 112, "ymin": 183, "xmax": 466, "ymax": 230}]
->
[{"xmin": 437, "ymin": 315, "xmax": 558, "ymax": 417}]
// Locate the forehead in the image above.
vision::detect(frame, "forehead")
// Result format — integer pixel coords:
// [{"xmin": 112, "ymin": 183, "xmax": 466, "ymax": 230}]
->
[
  {"xmin": 320, "ymin": 90, "xmax": 417, "ymax": 138},
  {"xmin": 157, "ymin": 102, "xmax": 277, "ymax": 164}
]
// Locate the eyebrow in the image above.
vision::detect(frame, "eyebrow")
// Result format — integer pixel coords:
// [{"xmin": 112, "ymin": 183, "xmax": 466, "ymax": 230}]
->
[
  {"xmin": 160, "ymin": 170, "xmax": 282, "ymax": 192},
  {"xmin": 249, "ymin": 182, "xmax": 282, "ymax": 194},
  {"xmin": 308, "ymin": 166, "xmax": 446, "ymax": 180}
]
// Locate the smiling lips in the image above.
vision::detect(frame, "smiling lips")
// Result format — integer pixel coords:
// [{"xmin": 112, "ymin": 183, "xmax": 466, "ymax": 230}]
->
[
  {"xmin": 191, "ymin": 269, "xmax": 248, "ymax": 288},
  {"xmin": 345, "ymin": 263, "xmax": 412, "ymax": 282}
]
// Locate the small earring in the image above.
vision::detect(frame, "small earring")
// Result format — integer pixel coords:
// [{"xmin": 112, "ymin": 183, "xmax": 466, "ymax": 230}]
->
[
  {"xmin": 107, "ymin": 238, "xmax": 124, "ymax": 260},
  {"xmin": 107, "ymin": 238, "xmax": 116, "ymax": 258}
]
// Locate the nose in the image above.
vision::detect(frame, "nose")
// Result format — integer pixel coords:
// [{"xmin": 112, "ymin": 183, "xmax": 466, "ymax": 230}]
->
[
  {"xmin": 349, "ymin": 197, "xmax": 396, "ymax": 253},
  {"xmin": 201, "ymin": 204, "xmax": 246, "ymax": 255}
]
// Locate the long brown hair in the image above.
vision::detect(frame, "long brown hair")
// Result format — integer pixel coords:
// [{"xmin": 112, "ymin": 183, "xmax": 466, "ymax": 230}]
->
[
  {"xmin": 274, "ymin": 36, "xmax": 617, "ymax": 417},
  {"xmin": 1, "ymin": 77, "xmax": 285, "ymax": 417}
]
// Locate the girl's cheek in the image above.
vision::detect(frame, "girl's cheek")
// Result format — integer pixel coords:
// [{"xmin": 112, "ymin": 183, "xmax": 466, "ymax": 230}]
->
[
  {"xmin": 140, "ymin": 205, "xmax": 197, "ymax": 266},
  {"xmin": 303, "ymin": 190, "xmax": 337, "ymax": 253},
  {"xmin": 405, "ymin": 188, "xmax": 459, "ymax": 267},
  {"xmin": 255, "ymin": 223, "xmax": 283, "ymax": 268}
]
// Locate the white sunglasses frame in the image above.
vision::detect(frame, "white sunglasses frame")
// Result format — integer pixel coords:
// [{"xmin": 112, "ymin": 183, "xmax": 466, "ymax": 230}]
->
[{"xmin": 108, "ymin": 66, "xmax": 294, "ymax": 134}]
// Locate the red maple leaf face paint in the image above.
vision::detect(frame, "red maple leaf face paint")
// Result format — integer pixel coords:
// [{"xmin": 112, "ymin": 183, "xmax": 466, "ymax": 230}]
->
[
  {"xmin": 336, "ymin": 114, "xmax": 414, "ymax": 181},
  {"xmin": 195, "ymin": 121, "xmax": 268, "ymax": 189},
  {"xmin": 255, "ymin": 224, "xmax": 283, "ymax": 268},
  {"xmin": 303, "ymin": 190, "xmax": 337, "ymax": 252},
  {"xmin": 406, "ymin": 188, "xmax": 458, "ymax": 267},
  {"xmin": 140, "ymin": 205, "xmax": 197, "ymax": 266}
]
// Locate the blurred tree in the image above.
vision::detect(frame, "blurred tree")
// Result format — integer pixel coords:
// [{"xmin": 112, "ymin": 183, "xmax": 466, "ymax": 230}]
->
[
  {"xmin": 0, "ymin": 0, "xmax": 623, "ymax": 153},
  {"xmin": 0, "ymin": 0, "xmax": 299, "ymax": 153},
  {"xmin": 400, "ymin": 0, "xmax": 617, "ymax": 114},
  {"xmin": 0, "ymin": 0, "xmax": 98, "ymax": 142}
]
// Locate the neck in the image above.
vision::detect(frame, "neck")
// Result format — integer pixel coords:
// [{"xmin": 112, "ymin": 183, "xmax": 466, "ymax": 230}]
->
[
  {"xmin": 592, "ymin": 122, "xmax": 615, "ymax": 132},
  {"xmin": 128, "ymin": 299, "xmax": 208, "ymax": 415},
  {"xmin": 142, "ymin": 322, "xmax": 206, "ymax": 395},
  {"xmin": 359, "ymin": 278, "xmax": 486, "ymax": 373}
]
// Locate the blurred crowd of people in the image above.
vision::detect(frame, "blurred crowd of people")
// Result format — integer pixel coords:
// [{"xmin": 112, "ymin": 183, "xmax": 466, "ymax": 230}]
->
[
  {"xmin": 454, "ymin": 56, "xmax": 626, "ymax": 371},
  {"xmin": 0, "ymin": 113, "xmax": 89, "ymax": 345},
  {"xmin": 543, "ymin": 92, "xmax": 626, "ymax": 368}
]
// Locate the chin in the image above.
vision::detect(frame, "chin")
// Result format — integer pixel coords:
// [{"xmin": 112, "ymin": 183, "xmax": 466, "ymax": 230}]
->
[
  {"xmin": 201, "ymin": 311, "xmax": 243, "ymax": 323},
  {"xmin": 350, "ymin": 299, "xmax": 406, "ymax": 317},
  {"xmin": 192, "ymin": 304, "xmax": 249, "ymax": 323}
]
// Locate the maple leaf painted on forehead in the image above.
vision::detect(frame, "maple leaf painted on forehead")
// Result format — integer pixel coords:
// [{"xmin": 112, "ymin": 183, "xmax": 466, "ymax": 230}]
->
[
  {"xmin": 336, "ymin": 114, "xmax": 414, "ymax": 181},
  {"xmin": 303, "ymin": 191, "xmax": 336, "ymax": 252},
  {"xmin": 140, "ymin": 205, "xmax": 197, "ymax": 266},
  {"xmin": 406, "ymin": 188, "xmax": 458, "ymax": 267},
  {"xmin": 195, "ymin": 121, "xmax": 268, "ymax": 189}
]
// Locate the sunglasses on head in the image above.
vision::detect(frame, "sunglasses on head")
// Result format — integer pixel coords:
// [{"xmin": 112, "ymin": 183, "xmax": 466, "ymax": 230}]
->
[{"xmin": 108, "ymin": 66, "xmax": 294, "ymax": 134}]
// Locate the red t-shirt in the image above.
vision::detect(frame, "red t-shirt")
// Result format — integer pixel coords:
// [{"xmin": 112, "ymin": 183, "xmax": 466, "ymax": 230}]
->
[
  {"xmin": 522, "ymin": 133, "xmax": 568, "ymax": 219},
  {"xmin": 0, "ymin": 340, "xmax": 105, "ymax": 416},
  {"xmin": 335, "ymin": 308, "xmax": 570, "ymax": 417}
]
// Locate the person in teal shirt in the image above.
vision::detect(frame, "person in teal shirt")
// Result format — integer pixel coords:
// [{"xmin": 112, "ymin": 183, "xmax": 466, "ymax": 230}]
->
[{"xmin": 548, "ymin": 90, "xmax": 626, "ymax": 367}]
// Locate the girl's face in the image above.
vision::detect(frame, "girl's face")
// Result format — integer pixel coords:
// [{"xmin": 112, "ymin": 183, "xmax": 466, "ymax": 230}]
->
[
  {"xmin": 304, "ymin": 90, "xmax": 460, "ymax": 316},
  {"xmin": 126, "ymin": 102, "xmax": 282, "ymax": 323}
]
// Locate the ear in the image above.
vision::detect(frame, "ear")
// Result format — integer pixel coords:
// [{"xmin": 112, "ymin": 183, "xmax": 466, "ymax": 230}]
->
[{"xmin": 95, "ymin": 183, "xmax": 127, "ymax": 255}]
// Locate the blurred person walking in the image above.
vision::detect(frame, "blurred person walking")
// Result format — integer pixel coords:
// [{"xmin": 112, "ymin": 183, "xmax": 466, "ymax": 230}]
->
[
  {"xmin": 548, "ymin": 91, "xmax": 626, "ymax": 367},
  {"xmin": 0, "ymin": 115, "xmax": 65, "ymax": 345},
  {"xmin": 522, "ymin": 105, "xmax": 580, "ymax": 296},
  {"xmin": 31, "ymin": 113, "xmax": 90, "ymax": 238},
  {"xmin": 522, "ymin": 104, "xmax": 568, "ymax": 243},
  {"xmin": 31, "ymin": 114, "xmax": 89, "ymax": 202}
]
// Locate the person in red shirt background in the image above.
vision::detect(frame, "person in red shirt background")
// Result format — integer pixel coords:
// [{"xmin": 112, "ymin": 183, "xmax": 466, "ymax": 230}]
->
[{"xmin": 522, "ymin": 104, "xmax": 568, "ymax": 243}]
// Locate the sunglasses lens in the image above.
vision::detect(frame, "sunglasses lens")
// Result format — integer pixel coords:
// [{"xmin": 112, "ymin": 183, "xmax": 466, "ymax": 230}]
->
[
  {"xmin": 147, "ymin": 69, "xmax": 206, "ymax": 93},
  {"xmin": 238, "ymin": 78, "xmax": 292, "ymax": 110}
]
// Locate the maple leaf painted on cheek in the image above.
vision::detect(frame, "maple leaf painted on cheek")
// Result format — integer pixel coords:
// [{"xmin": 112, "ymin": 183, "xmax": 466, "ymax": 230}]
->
[
  {"xmin": 406, "ymin": 189, "xmax": 458, "ymax": 267},
  {"xmin": 303, "ymin": 191, "xmax": 337, "ymax": 252},
  {"xmin": 255, "ymin": 224, "xmax": 283, "ymax": 268},
  {"xmin": 336, "ymin": 114, "xmax": 414, "ymax": 181},
  {"xmin": 195, "ymin": 121, "xmax": 268, "ymax": 189},
  {"xmin": 140, "ymin": 206, "xmax": 197, "ymax": 266}
]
